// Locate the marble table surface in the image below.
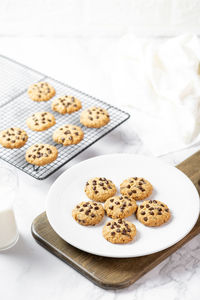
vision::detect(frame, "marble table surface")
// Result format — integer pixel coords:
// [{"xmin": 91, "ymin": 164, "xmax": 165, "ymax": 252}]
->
[{"xmin": 0, "ymin": 37, "xmax": 200, "ymax": 300}]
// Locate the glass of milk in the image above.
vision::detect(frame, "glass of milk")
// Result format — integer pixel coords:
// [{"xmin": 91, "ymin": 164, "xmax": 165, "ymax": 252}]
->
[{"xmin": 0, "ymin": 166, "xmax": 19, "ymax": 251}]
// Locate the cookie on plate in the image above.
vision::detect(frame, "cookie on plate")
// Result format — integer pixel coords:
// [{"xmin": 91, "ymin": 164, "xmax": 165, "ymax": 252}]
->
[
  {"xmin": 25, "ymin": 144, "xmax": 58, "ymax": 166},
  {"xmin": 104, "ymin": 195, "xmax": 137, "ymax": 219},
  {"xmin": 85, "ymin": 177, "xmax": 117, "ymax": 202},
  {"xmin": 137, "ymin": 200, "xmax": 171, "ymax": 227},
  {"xmin": 52, "ymin": 124, "xmax": 84, "ymax": 146},
  {"xmin": 120, "ymin": 177, "xmax": 153, "ymax": 201},
  {"xmin": 80, "ymin": 107, "xmax": 110, "ymax": 128},
  {"xmin": 0, "ymin": 127, "xmax": 28, "ymax": 149},
  {"xmin": 72, "ymin": 201, "xmax": 104, "ymax": 226},
  {"xmin": 26, "ymin": 112, "xmax": 56, "ymax": 131},
  {"xmin": 51, "ymin": 95, "xmax": 82, "ymax": 114},
  {"xmin": 102, "ymin": 219, "xmax": 136, "ymax": 244},
  {"xmin": 28, "ymin": 82, "xmax": 55, "ymax": 101}
]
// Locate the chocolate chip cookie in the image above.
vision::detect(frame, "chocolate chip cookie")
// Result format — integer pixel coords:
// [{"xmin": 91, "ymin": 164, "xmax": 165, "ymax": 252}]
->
[
  {"xmin": 102, "ymin": 219, "xmax": 136, "ymax": 244},
  {"xmin": 120, "ymin": 177, "xmax": 153, "ymax": 200},
  {"xmin": 51, "ymin": 95, "xmax": 82, "ymax": 114},
  {"xmin": 80, "ymin": 107, "xmax": 110, "ymax": 128},
  {"xmin": 0, "ymin": 127, "xmax": 28, "ymax": 149},
  {"xmin": 26, "ymin": 112, "xmax": 56, "ymax": 131},
  {"xmin": 25, "ymin": 144, "xmax": 58, "ymax": 166},
  {"xmin": 137, "ymin": 200, "xmax": 171, "ymax": 227},
  {"xmin": 85, "ymin": 177, "xmax": 117, "ymax": 202},
  {"xmin": 28, "ymin": 82, "xmax": 55, "ymax": 101},
  {"xmin": 52, "ymin": 124, "xmax": 84, "ymax": 146},
  {"xmin": 72, "ymin": 201, "xmax": 104, "ymax": 226},
  {"xmin": 104, "ymin": 195, "xmax": 137, "ymax": 219}
]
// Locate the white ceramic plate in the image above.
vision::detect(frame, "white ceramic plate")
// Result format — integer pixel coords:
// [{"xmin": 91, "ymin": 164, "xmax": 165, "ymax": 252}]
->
[{"xmin": 46, "ymin": 154, "xmax": 200, "ymax": 258}]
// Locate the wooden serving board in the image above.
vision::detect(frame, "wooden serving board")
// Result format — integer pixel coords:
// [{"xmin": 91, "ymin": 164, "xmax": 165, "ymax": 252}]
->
[{"xmin": 31, "ymin": 151, "xmax": 200, "ymax": 290}]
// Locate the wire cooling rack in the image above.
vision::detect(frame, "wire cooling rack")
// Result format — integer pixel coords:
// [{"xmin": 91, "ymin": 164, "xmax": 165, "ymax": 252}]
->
[{"xmin": 0, "ymin": 54, "xmax": 130, "ymax": 180}]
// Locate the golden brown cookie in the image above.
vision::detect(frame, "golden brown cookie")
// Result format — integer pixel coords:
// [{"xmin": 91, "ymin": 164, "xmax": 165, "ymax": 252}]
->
[
  {"xmin": 52, "ymin": 124, "xmax": 84, "ymax": 146},
  {"xmin": 137, "ymin": 200, "xmax": 171, "ymax": 227},
  {"xmin": 102, "ymin": 219, "xmax": 136, "ymax": 244},
  {"xmin": 28, "ymin": 82, "xmax": 55, "ymax": 101},
  {"xmin": 120, "ymin": 177, "xmax": 153, "ymax": 200},
  {"xmin": 85, "ymin": 177, "xmax": 117, "ymax": 202},
  {"xmin": 104, "ymin": 195, "xmax": 137, "ymax": 219},
  {"xmin": 72, "ymin": 201, "xmax": 104, "ymax": 226},
  {"xmin": 0, "ymin": 127, "xmax": 28, "ymax": 149},
  {"xmin": 25, "ymin": 144, "xmax": 58, "ymax": 166},
  {"xmin": 80, "ymin": 107, "xmax": 110, "ymax": 128},
  {"xmin": 51, "ymin": 95, "xmax": 82, "ymax": 114},
  {"xmin": 26, "ymin": 112, "xmax": 56, "ymax": 131}
]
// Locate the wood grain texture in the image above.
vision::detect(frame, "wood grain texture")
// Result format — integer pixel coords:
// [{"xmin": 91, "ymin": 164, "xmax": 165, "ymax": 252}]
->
[{"xmin": 31, "ymin": 151, "xmax": 200, "ymax": 290}]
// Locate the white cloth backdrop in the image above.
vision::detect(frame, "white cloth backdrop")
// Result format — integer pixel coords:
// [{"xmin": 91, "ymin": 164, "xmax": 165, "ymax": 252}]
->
[{"xmin": 100, "ymin": 34, "xmax": 200, "ymax": 155}]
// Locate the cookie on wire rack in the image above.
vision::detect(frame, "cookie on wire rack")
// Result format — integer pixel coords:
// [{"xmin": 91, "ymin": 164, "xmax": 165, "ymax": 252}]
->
[
  {"xmin": 28, "ymin": 82, "xmax": 55, "ymax": 102},
  {"xmin": 80, "ymin": 107, "xmax": 110, "ymax": 128},
  {"xmin": 51, "ymin": 95, "xmax": 82, "ymax": 114},
  {"xmin": 0, "ymin": 127, "xmax": 28, "ymax": 149}
]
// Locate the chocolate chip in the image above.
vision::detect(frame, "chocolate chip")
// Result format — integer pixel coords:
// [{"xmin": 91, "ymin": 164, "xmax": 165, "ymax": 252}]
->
[
  {"xmin": 149, "ymin": 207, "xmax": 154, "ymax": 211},
  {"xmin": 109, "ymin": 205, "xmax": 114, "ymax": 210},
  {"xmin": 107, "ymin": 222, "xmax": 111, "ymax": 226},
  {"xmin": 91, "ymin": 214, "xmax": 95, "ymax": 218},
  {"xmin": 132, "ymin": 190, "xmax": 137, "ymax": 193},
  {"xmin": 85, "ymin": 210, "xmax": 91, "ymax": 215},
  {"xmin": 146, "ymin": 204, "xmax": 150, "ymax": 208},
  {"xmin": 143, "ymin": 217, "xmax": 148, "ymax": 221},
  {"xmin": 150, "ymin": 212, "xmax": 154, "ymax": 215},
  {"xmin": 110, "ymin": 225, "xmax": 114, "ymax": 229},
  {"xmin": 141, "ymin": 211, "xmax": 146, "ymax": 215},
  {"xmin": 133, "ymin": 177, "xmax": 137, "ymax": 180},
  {"xmin": 149, "ymin": 200, "xmax": 152, "ymax": 203},
  {"xmin": 83, "ymin": 203, "xmax": 88, "ymax": 207},
  {"xmin": 64, "ymin": 130, "xmax": 71, "ymax": 134},
  {"xmin": 94, "ymin": 206, "xmax": 99, "ymax": 210},
  {"xmin": 115, "ymin": 201, "xmax": 120, "ymax": 205},
  {"xmin": 153, "ymin": 200, "xmax": 157, "ymax": 203},
  {"xmin": 86, "ymin": 182, "xmax": 89, "ymax": 186},
  {"xmin": 165, "ymin": 208, "xmax": 169, "ymax": 212},
  {"xmin": 76, "ymin": 205, "xmax": 80, "ymax": 208},
  {"xmin": 118, "ymin": 219, "xmax": 122, "ymax": 224},
  {"xmin": 127, "ymin": 185, "xmax": 131, "ymax": 188},
  {"xmin": 111, "ymin": 232, "xmax": 115, "ymax": 236},
  {"xmin": 140, "ymin": 205, "xmax": 144, "ymax": 209},
  {"xmin": 122, "ymin": 229, "xmax": 127, "ymax": 235},
  {"xmin": 89, "ymin": 117, "xmax": 93, "ymax": 121},
  {"xmin": 75, "ymin": 132, "xmax": 79, "ymax": 136},
  {"xmin": 110, "ymin": 199, "xmax": 114, "ymax": 202},
  {"xmin": 116, "ymin": 229, "xmax": 121, "ymax": 233}
]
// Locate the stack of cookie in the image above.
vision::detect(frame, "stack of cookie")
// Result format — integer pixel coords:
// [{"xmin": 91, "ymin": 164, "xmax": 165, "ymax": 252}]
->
[
  {"xmin": 0, "ymin": 81, "xmax": 111, "ymax": 167},
  {"xmin": 72, "ymin": 176, "xmax": 171, "ymax": 245}
]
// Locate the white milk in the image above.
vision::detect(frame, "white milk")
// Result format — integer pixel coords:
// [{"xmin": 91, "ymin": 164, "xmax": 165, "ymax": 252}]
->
[{"xmin": 0, "ymin": 169, "xmax": 19, "ymax": 251}]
